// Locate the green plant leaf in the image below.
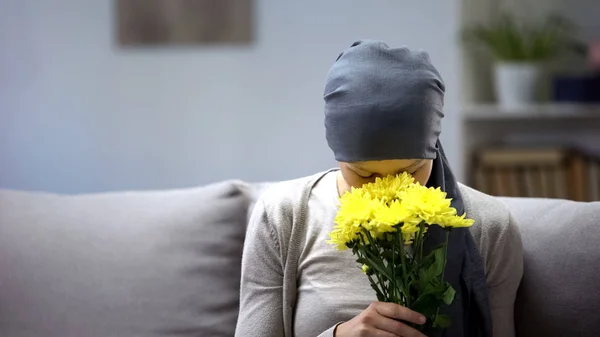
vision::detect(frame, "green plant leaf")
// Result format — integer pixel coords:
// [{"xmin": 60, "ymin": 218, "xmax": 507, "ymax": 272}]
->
[
  {"xmin": 430, "ymin": 248, "xmax": 445, "ymax": 275},
  {"xmin": 410, "ymin": 292, "xmax": 440, "ymax": 318},
  {"xmin": 381, "ymin": 250, "xmax": 396, "ymax": 262},
  {"xmin": 361, "ymin": 250, "xmax": 394, "ymax": 281},
  {"xmin": 410, "ymin": 281, "xmax": 446, "ymax": 316},
  {"xmin": 442, "ymin": 284, "xmax": 456, "ymax": 305},
  {"xmin": 461, "ymin": 12, "xmax": 580, "ymax": 61},
  {"xmin": 420, "ymin": 243, "xmax": 445, "ymax": 264},
  {"xmin": 417, "ymin": 247, "xmax": 445, "ymax": 289},
  {"xmin": 371, "ymin": 283, "xmax": 386, "ymax": 302},
  {"xmin": 433, "ymin": 314, "xmax": 452, "ymax": 329}
]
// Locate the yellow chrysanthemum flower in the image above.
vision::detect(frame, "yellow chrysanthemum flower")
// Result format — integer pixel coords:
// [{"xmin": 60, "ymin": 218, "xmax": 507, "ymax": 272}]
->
[
  {"xmin": 400, "ymin": 222, "xmax": 420, "ymax": 244},
  {"xmin": 327, "ymin": 172, "xmax": 472, "ymax": 250},
  {"xmin": 362, "ymin": 172, "xmax": 414, "ymax": 204},
  {"xmin": 327, "ymin": 227, "xmax": 358, "ymax": 250},
  {"xmin": 335, "ymin": 188, "xmax": 376, "ymax": 224},
  {"xmin": 369, "ymin": 200, "xmax": 410, "ymax": 236},
  {"xmin": 327, "ymin": 171, "xmax": 472, "ymax": 319},
  {"xmin": 397, "ymin": 184, "xmax": 457, "ymax": 225},
  {"xmin": 327, "ymin": 188, "xmax": 381, "ymax": 250},
  {"xmin": 436, "ymin": 213, "xmax": 475, "ymax": 229}
]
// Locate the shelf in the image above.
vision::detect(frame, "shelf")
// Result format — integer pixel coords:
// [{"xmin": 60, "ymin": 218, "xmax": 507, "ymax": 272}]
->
[{"xmin": 462, "ymin": 103, "xmax": 600, "ymax": 121}]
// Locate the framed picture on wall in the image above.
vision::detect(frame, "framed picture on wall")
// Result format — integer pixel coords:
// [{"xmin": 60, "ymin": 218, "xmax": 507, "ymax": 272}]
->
[{"xmin": 116, "ymin": 0, "xmax": 253, "ymax": 46}]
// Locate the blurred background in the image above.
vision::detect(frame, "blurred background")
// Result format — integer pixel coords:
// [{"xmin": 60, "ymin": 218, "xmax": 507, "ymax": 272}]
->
[{"xmin": 1, "ymin": 0, "xmax": 599, "ymax": 201}]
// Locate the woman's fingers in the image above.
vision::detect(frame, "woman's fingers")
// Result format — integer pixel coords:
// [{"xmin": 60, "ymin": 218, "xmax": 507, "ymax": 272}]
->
[
  {"xmin": 335, "ymin": 301, "xmax": 428, "ymax": 337},
  {"xmin": 372, "ymin": 315, "xmax": 428, "ymax": 337},
  {"xmin": 373, "ymin": 301, "xmax": 427, "ymax": 325}
]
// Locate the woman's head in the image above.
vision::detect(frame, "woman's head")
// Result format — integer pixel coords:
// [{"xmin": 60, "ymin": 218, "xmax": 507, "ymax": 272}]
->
[{"xmin": 323, "ymin": 40, "xmax": 445, "ymax": 187}]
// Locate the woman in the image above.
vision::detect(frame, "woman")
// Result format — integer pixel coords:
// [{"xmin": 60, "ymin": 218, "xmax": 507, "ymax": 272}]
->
[{"xmin": 235, "ymin": 40, "xmax": 523, "ymax": 337}]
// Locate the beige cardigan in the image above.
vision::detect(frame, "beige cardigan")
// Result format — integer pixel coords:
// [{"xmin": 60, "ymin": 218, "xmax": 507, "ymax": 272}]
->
[{"xmin": 235, "ymin": 170, "xmax": 523, "ymax": 337}]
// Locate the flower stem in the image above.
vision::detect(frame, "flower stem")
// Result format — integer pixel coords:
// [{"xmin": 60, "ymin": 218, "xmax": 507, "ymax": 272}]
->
[
  {"xmin": 392, "ymin": 234, "xmax": 397, "ymax": 303},
  {"xmin": 358, "ymin": 248, "xmax": 387, "ymax": 299},
  {"xmin": 410, "ymin": 221, "xmax": 426, "ymax": 266},
  {"xmin": 361, "ymin": 231, "xmax": 389, "ymax": 300},
  {"xmin": 398, "ymin": 229, "xmax": 409, "ymax": 307},
  {"xmin": 433, "ymin": 230, "xmax": 451, "ymax": 325},
  {"xmin": 418, "ymin": 222, "xmax": 425, "ymax": 264},
  {"xmin": 441, "ymin": 230, "xmax": 450, "ymax": 281}
]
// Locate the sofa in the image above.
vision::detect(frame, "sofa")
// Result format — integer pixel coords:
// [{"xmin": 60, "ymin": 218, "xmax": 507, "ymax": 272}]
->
[{"xmin": 0, "ymin": 179, "xmax": 599, "ymax": 337}]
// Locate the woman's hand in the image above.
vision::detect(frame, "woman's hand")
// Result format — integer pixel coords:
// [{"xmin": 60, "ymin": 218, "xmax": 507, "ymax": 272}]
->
[{"xmin": 334, "ymin": 301, "xmax": 427, "ymax": 337}]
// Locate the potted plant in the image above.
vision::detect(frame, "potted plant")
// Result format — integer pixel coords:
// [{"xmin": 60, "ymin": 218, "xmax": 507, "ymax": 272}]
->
[{"xmin": 462, "ymin": 14, "xmax": 584, "ymax": 110}]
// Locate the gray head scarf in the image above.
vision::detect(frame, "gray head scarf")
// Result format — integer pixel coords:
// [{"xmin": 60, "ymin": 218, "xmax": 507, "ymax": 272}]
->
[
  {"xmin": 322, "ymin": 40, "xmax": 492, "ymax": 337},
  {"xmin": 324, "ymin": 40, "xmax": 444, "ymax": 162}
]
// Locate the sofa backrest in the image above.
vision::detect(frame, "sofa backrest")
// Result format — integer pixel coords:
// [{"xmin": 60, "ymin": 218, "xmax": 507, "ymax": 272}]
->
[
  {"xmin": 2, "ymin": 181, "xmax": 599, "ymax": 337},
  {"xmin": 498, "ymin": 197, "xmax": 600, "ymax": 337}
]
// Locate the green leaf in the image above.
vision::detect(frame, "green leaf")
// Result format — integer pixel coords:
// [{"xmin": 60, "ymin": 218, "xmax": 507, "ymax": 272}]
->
[
  {"xmin": 381, "ymin": 250, "xmax": 396, "ymax": 262},
  {"xmin": 355, "ymin": 257, "xmax": 367, "ymax": 265},
  {"xmin": 442, "ymin": 284, "xmax": 456, "ymax": 305},
  {"xmin": 433, "ymin": 314, "xmax": 452, "ymax": 329},
  {"xmin": 420, "ymin": 244, "xmax": 445, "ymax": 266},
  {"xmin": 361, "ymin": 252, "xmax": 394, "ymax": 281},
  {"xmin": 461, "ymin": 13, "xmax": 581, "ymax": 61},
  {"xmin": 410, "ymin": 293, "xmax": 440, "ymax": 318},
  {"xmin": 371, "ymin": 283, "xmax": 385, "ymax": 301},
  {"xmin": 416, "ymin": 247, "xmax": 445, "ymax": 290},
  {"xmin": 430, "ymin": 248, "xmax": 445, "ymax": 276}
]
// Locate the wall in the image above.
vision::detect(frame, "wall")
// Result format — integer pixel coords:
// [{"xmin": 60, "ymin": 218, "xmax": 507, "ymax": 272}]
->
[{"xmin": 0, "ymin": 0, "xmax": 462, "ymax": 193}]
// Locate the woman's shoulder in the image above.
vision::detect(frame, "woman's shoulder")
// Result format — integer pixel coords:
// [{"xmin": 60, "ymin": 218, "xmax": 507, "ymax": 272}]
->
[
  {"xmin": 458, "ymin": 183, "xmax": 512, "ymax": 224},
  {"xmin": 458, "ymin": 185, "xmax": 524, "ymax": 291},
  {"xmin": 251, "ymin": 169, "xmax": 334, "ymax": 224},
  {"xmin": 257, "ymin": 170, "xmax": 332, "ymax": 206},
  {"xmin": 247, "ymin": 170, "xmax": 335, "ymax": 261},
  {"xmin": 458, "ymin": 183, "xmax": 518, "ymax": 250}
]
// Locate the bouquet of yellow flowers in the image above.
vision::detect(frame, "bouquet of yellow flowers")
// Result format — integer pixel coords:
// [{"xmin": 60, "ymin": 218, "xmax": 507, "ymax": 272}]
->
[{"xmin": 327, "ymin": 172, "xmax": 474, "ymax": 332}]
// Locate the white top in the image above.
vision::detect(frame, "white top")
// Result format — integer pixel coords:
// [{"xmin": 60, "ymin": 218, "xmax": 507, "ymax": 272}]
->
[{"xmin": 294, "ymin": 170, "xmax": 373, "ymax": 336}]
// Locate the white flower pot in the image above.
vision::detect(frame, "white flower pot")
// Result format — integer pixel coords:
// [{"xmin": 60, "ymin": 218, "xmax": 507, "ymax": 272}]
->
[{"xmin": 494, "ymin": 62, "xmax": 542, "ymax": 111}]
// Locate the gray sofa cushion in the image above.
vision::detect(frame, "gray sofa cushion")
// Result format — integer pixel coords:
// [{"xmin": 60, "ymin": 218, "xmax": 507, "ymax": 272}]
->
[
  {"xmin": 499, "ymin": 197, "xmax": 600, "ymax": 337},
  {"xmin": 0, "ymin": 181, "xmax": 251, "ymax": 337}
]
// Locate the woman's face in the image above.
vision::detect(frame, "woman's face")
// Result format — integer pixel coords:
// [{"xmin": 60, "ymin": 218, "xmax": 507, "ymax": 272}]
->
[{"xmin": 339, "ymin": 159, "xmax": 433, "ymax": 188}]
